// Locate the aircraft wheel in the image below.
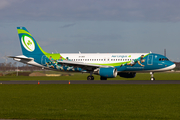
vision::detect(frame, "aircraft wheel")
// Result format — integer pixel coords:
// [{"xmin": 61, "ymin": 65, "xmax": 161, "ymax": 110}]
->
[
  {"xmin": 150, "ymin": 72, "xmax": 155, "ymax": 81},
  {"xmin": 87, "ymin": 75, "xmax": 94, "ymax": 80},
  {"xmin": 100, "ymin": 76, "xmax": 107, "ymax": 80},
  {"xmin": 151, "ymin": 77, "xmax": 155, "ymax": 81}
]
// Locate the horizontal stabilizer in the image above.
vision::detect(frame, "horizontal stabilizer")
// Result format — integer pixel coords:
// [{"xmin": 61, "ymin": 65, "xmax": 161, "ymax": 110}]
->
[{"xmin": 8, "ymin": 55, "xmax": 34, "ymax": 61}]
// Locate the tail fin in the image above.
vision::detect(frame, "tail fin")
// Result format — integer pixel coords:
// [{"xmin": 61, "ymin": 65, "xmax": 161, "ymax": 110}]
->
[
  {"xmin": 17, "ymin": 27, "xmax": 62, "ymax": 64},
  {"xmin": 17, "ymin": 27, "xmax": 45, "ymax": 57}
]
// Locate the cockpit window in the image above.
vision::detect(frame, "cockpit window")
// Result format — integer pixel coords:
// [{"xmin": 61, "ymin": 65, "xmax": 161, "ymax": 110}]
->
[{"xmin": 159, "ymin": 58, "xmax": 169, "ymax": 61}]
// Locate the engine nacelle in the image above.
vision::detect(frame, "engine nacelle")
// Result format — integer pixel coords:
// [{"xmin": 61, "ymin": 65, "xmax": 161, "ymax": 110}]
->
[
  {"xmin": 118, "ymin": 72, "xmax": 136, "ymax": 78},
  {"xmin": 94, "ymin": 67, "xmax": 117, "ymax": 78}
]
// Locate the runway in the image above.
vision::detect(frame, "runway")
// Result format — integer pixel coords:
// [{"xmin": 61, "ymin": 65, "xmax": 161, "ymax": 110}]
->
[{"xmin": 0, "ymin": 80, "xmax": 180, "ymax": 84}]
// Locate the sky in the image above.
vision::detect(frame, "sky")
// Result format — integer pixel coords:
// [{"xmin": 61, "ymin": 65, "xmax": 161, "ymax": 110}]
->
[{"xmin": 1, "ymin": 0, "xmax": 180, "ymax": 64}]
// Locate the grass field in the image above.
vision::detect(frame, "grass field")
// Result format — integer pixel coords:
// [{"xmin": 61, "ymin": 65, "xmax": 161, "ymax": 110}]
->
[
  {"xmin": 0, "ymin": 84, "xmax": 180, "ymax": 119},
  {"xmin": 0, "ymin": 72, "xmax": 180, "ymax": 80}
]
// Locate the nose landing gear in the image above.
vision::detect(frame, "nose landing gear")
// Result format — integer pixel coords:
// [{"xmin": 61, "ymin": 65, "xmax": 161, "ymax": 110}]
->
[{"xmin": 150, "ymin": 72, "xmax": 155, "ymax": 81}]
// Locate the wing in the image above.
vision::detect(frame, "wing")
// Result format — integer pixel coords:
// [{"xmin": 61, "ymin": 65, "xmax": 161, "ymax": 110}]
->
[{"xmin": 57, "ymin": 60, "xmax": 111, "ymax": 71}]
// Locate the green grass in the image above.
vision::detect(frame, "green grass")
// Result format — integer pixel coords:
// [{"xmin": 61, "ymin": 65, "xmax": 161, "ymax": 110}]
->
[
  {"xmin": 0, "ymin": 72, "xmax": 180, "ymax": 80},
  {"xmin": 0, "ymin": 84, "xmax": 180, "ymax": 119}
]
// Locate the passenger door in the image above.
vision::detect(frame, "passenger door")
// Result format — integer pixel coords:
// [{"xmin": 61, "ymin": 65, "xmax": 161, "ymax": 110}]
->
[{"xmin": 147, "ymin": 55, "xmax": 153, "ymax": 65}]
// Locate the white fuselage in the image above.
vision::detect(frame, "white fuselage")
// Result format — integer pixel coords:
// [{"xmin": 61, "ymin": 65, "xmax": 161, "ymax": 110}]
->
[{"xmin": 60, "ymin": 53, "xmax": 148, "ymax": 64}]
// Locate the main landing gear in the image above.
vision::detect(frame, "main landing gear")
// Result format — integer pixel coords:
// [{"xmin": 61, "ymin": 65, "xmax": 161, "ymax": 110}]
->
[
  {"xmin": 87, "ymin": 71, "xmax": 94, "ymax": 80},
  {"xmin": 150, "ymin": 72, "xmax": 155, "ymax": 81},
  {"xmin": 87, "ymin": 72, "xmax": 107, "ymax": 80},
  {"xmin": 87, "ymin": 75, "xmax": 94, "ymax": 80}
]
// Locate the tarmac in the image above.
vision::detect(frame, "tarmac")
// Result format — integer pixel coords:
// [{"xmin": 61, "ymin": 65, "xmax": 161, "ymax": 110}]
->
[{"xmin": 0, "ymin": 80, "xmax": 180, "ymax": 84}]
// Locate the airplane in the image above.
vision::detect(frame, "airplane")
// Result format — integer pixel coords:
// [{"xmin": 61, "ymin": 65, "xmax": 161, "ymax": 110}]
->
[{"xmin": 8, "ymin": 27, "xmax": 176, "ymax": 80}]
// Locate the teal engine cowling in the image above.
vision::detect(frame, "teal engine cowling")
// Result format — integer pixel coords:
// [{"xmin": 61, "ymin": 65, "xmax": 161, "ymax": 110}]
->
[{"xmin": 94, "ymin": 67, "xmax": 117, "ymax": 78}]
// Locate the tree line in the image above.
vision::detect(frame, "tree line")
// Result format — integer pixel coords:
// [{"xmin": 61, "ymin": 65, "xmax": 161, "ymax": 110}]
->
[{"xmin": 0, "ymin": 62, "xmax": 43, "ymax": 72}]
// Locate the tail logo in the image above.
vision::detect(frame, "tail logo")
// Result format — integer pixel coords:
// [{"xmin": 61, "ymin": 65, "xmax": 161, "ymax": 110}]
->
[{"xmin": 21, "ymin": 35, "xmax": 35, "ymax": 52}]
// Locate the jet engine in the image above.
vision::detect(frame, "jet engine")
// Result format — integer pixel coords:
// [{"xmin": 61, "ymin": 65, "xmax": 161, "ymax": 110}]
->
[{"xmin": 94, "ymin": 67, "xmax": 117, "ymax": 78}]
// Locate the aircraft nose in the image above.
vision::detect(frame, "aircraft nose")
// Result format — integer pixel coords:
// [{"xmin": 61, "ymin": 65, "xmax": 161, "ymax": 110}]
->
[
  {"xmin": 167, "ymin": 63, "xmax": 176, "ymax": 70},
  {"xmin": 162, "ymin": 62, "xmax": 176, "ymax": 71},
  {"xmin": 171, "ymin": 63, "xmax": 176, "ymax": 69}
]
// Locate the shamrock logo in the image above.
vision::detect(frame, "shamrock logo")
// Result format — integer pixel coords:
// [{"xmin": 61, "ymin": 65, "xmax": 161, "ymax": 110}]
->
[{"xmin": 27, "ymin": 40, "xmax": 32, "ymax": 46}]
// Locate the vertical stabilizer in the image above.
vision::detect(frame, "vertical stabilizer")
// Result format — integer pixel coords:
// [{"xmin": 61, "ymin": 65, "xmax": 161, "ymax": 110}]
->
[
  {"xmin": 17, "ymin": 27, "xmax": 62, "ymax": 64},
  {"xmin": 17, "ymin": 27, "xmax": 44, "ymax": 57}
]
